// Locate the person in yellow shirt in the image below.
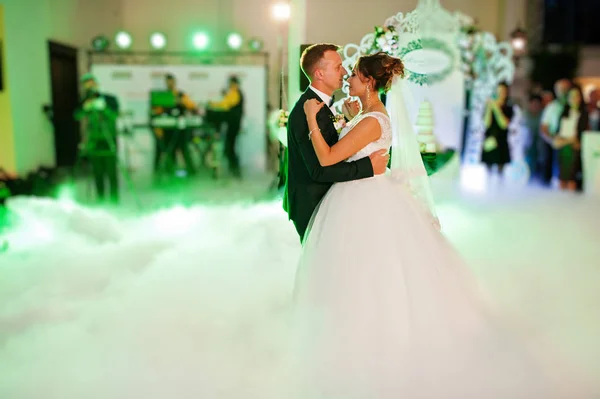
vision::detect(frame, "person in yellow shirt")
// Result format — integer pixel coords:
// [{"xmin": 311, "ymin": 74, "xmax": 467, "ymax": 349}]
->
[
  {"xmin": 167, "ymin": 73, "xmax": 197, "ymax": 110},
  {"xmin": 153, "ymin": 74, "xmax": 197, "ymax": 177},
  {"xmin": 208, "ymin": 76, "xmax": 244, "ymax": 178}
]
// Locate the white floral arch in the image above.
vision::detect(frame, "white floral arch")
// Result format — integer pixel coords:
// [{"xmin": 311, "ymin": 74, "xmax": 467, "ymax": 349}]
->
[
  {"xmin": 337, "ymin": 0, "xmax": 519, "ymax": 168},
  {"xmin": 270, "ymin": 0, "xmax": 526, "ymax": 185}
]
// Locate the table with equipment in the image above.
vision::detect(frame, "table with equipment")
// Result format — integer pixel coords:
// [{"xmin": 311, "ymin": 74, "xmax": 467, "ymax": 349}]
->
[{"xmin": 149, "ymin": 90, "xmax": 224, "ymax": 178}]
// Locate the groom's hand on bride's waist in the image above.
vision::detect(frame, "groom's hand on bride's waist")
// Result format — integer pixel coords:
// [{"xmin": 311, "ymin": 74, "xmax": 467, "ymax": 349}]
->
[{"xmin": 369, "ymin": 149, "xmax": 390, "ymax": 175}]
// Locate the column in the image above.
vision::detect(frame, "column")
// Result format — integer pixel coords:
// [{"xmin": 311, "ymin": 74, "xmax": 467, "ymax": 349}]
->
[
  {"xmin": 0, "ymin": 4, "xmax": 16, "ymax": 173},
  {"xmin": 0, "ymin": 0, "xmax": 55, "ymax": 175},
  {"xmin": 287, "ymin": 0, "xmax": 306, "ymax": 109}
]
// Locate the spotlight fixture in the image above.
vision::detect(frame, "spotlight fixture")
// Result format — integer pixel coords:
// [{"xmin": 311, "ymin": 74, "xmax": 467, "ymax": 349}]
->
[
  {"xmin": 192, "ymin": 32, "xmax": 210, "ymax": 50},
  {"xmin": 150, "ymin": 32, "xmax": 167, "ymax": 50},
  {"xmin": 248, "ymin": 38, "xmax": 264, "ymax": 52},
  {"xmin": 115, "ymin": 31, "xmax": 132, "ymax": 49},
  {"xmin": 91, "ymin": 35, "xmax": 110, "ymax": 52},
  {"xmin": 227, "ymin": 33, "xmax": 243, "ymax": 50}
]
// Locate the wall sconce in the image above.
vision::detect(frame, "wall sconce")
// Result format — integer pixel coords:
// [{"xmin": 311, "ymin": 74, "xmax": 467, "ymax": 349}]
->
[{"xmin": 510, "ymin": 25, "xmax": 527, "ymax": 59}]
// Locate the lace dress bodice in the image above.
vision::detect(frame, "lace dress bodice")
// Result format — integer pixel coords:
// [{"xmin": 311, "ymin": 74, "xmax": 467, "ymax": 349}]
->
[{"xmin": 339, "ymin": 111, "xmax": 392, "ymax": 162}]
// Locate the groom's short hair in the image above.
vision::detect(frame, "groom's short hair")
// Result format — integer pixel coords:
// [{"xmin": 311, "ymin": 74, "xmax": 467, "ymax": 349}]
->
[{"xmin": 301, "ymin": 43, "xmax": 340, "ymax": 81}]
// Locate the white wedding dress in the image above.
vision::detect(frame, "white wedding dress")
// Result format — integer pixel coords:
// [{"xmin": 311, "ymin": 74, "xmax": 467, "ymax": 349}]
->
[{"xmin": 287, "ymin": 112, "xmax": 593, "ymax": 398}]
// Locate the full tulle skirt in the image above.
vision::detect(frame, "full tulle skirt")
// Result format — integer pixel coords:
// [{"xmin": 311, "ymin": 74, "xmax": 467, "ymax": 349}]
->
[{"xmin": 288, "ymin": 174, "xmax": 594, "ymax": 398}]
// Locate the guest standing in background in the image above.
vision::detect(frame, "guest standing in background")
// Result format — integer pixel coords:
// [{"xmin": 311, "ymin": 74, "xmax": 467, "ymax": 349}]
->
[
  {"xmin": 208, "ymin": 76, "xmax": 244, "ymax": 179},
  {"xmin": 541, "ymin": 90, "xmax": 555, "ymax": 107},
  {"xmin": 164, "ymin": 74, "xmax": 197, "ymax": 176},
  {"xmin": 524, "ymin": 94, "xmax": 544, "ymax": 181},
  {"xmin": 540, "ymin": 79, "xmax": 572, "ymax": 186},
  {"xmin": 554, "ymin": 86, "xmax": 589, "ymax": 192},
  {"xmin": 587, "ymin": 88, "xmax": 599, "ymax": 131},
  {"xmin": 74, "ymin": 73, "xmax": 120, "ymax": 204},
  {"xmin": 481, "ymin": 82, "xmax": 513, "ymax": 178}
]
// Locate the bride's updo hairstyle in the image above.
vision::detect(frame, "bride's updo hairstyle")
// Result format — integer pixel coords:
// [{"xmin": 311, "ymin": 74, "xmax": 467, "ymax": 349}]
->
[{"xmin": 355, "ymin": 52, "xmax": 405, "ymax": 93}]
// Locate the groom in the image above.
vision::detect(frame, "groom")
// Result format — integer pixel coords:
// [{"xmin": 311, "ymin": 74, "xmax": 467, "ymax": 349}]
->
[{"xmin": 283, "ymin": 44, "xmax": 389, "ymax": 241}]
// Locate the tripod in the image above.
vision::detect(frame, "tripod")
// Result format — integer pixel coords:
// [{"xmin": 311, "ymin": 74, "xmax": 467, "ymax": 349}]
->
[{"xmin": 73, "ymin": 109, "xmax": 141, "ymax": 209}]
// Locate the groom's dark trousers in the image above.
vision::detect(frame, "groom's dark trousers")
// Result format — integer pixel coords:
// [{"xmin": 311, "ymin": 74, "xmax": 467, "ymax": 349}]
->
[{"xmin": 283, "ymin": 88, "xmax": 374, "ymax": 242}]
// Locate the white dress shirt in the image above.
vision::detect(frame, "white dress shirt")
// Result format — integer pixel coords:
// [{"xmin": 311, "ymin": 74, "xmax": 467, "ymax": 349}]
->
[
  {"xmin": 309, "ymin": 85, "xmax": 335, "ymax": 114},
  {"xmin": 540, "ymin": 99, "xmax": 565, "ymax": 135}
]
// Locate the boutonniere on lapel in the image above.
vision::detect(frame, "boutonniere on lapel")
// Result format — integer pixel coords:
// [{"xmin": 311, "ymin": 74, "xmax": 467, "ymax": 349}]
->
[
  {"xmin": 330, "ymin": 114, "xmax": 347, "ymax": 134},
  {"xmin": 278, "ymin": 110, "xmax": 289, "ymax": 128}
]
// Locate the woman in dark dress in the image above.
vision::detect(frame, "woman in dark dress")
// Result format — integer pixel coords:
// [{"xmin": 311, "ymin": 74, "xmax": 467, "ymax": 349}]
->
[
  {"xmin": 554, "ymin": 86, "xmax": 589, "ymax": 191},
  {"xmin": 481, "ymin": 82, "xmax": 513, "ymax": 175}
]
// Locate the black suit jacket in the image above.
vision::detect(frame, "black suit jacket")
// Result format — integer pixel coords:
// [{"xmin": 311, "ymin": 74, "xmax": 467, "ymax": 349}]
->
[{"xmin": 283, "ymin": 88, "xmax": 374, "ymax": 240}]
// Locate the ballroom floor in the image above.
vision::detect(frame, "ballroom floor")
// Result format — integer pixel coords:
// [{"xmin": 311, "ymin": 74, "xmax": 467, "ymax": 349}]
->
[{"xmin": 0, "ymin": 168, "xmax": 599, "ymax": 398}]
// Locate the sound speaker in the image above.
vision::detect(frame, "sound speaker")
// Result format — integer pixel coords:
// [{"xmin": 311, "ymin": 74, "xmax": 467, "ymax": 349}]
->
[{"xmin": 299, "ymin": 44, "xmax": 312, "ymax": 92}]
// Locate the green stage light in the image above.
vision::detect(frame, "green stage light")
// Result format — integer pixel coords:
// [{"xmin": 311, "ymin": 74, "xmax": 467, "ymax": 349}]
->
[
  {"xmin": 192, "ymin": 32, "xmax": 209, "ymax": 50},
  {"xmin": 91, "ymin": 35, "xmax": 109, "ymax": 52},
  {"xmin": 248, "ymin": 38, "xmax": 263, "ymax": 51},
  {"xmin": 115, "ymin": 31, "xmax": 132, "ymax": 49},
  {"xmin": 150, "ymin": 32, "xmax": 167, "ymax": 49},
  {"xmin": 227, "ymin": 33, "xmax": 243, "ymax": 50}
]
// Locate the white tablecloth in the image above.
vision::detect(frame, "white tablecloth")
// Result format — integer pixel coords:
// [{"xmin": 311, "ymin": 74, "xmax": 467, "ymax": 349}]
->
[{"xmin": 582, "ymin": 131, "xmax": 600, "ymax": 196}]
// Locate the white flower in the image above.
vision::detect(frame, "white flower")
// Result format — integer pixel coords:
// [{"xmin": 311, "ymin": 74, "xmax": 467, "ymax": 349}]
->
[
  {"xmin": 458, "ymin": 38, "xmax": 471, "ymax": 48},
  {"xmin": 332, "ymin": 114, "xmax": 347, "ymax": 133}
]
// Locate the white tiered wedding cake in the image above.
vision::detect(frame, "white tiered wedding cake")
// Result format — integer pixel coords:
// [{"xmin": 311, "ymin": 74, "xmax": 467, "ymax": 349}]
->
[{"xmin": 415, "ymin": 100, "xmax": 437, "ymax": 153}]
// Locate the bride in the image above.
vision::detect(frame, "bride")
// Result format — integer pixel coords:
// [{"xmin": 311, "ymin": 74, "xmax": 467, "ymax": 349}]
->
[{"xmin": 287, "ymin": 52, "xmax": 593, "ymax": 398}]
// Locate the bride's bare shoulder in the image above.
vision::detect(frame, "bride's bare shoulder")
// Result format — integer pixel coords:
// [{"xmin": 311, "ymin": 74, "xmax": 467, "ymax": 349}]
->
[{"xmin": 369, "ymin": 107, "xmax": 389, "ymax": 118}]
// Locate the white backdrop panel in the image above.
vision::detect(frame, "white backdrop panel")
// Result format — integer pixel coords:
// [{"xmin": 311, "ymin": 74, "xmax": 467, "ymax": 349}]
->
[
  {"xmin": 91, "ymin": 64, "xmax": 267, "ymax": 173},
  {"xmin": 404, "ymin": 70, "xmax": 465, "ymax": 149},
  {"xmin": 400, "ymin": 33, "xmax": 465, "ymax": 150},
  {"xmin": 582, "ymin": 131, "xmax": 600, "ymax": 196}
]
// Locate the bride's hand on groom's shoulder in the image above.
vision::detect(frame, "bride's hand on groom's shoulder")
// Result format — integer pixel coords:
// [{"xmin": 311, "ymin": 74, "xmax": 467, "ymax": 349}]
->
[
  {"xmin": 342, "ymin": 98, "xmax": 360, "ymax": 120},
  {"xmin": 304, "ymin": 99, "xmax": 325, "ymax": 118}
]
